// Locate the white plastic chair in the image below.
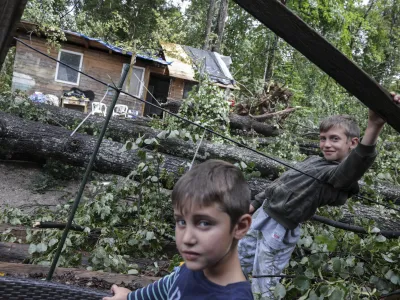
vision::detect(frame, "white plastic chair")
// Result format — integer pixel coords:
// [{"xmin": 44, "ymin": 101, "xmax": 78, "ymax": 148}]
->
[
  {"xmin": 112, "ymin": 104, "xmax": 128, "ymax": 118},
  {"xmin": 92, "ymin": 102, "xmax": 107, "ymax": 116}
]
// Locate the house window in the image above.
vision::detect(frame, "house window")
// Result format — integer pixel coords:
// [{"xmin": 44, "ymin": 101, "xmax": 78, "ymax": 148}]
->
[
  {"xmin": 123, "ymin": 65, "xmax": 145, "ymax": 98},
  {"xmin": 55, "ymin": 50, "xmax": 83, "ymax": 85},
  {"xmin": 183, "ymin": 81, "xmax": 198, "ymax": 99}
]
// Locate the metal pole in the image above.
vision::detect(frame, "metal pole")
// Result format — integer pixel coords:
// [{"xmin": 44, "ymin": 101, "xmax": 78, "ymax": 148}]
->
[{"xmin": 46, "ymin": 63, "xmax": 130, "ymax": 280}]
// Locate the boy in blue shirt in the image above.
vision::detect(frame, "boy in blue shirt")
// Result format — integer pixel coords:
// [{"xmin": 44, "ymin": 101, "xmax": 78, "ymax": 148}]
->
[
  {"xmin": 239, "ymin": 92, "xmax": 400, "ymax": 298},
  {"xmin": 103, "ymin": 159, "xmax": 254, "ymax": 300}
]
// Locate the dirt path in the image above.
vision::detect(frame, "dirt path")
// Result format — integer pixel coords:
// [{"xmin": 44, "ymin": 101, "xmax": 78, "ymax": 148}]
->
[{"xmin": 0, "ymin": 160, "xmax": 80, "ymax": 210}]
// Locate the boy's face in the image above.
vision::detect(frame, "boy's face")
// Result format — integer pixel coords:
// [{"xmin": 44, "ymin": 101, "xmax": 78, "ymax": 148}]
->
[
  {"xmin": 319, "ymin": 126, "xmax": 358, "ymax": 162},
  {"xmin": 174, "ymin": 202, "xmax": 236, "ymax": 272}
]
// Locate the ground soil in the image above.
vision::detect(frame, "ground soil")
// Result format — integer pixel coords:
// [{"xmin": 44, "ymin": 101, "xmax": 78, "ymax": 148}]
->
[{"xmin": 0, "ymin": 160, "xmax": 80, "ymax": 210}]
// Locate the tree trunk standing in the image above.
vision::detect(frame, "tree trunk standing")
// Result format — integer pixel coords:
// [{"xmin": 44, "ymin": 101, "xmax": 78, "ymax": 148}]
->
[
  {"xmin": 213, "ymin": 0, "xmax": 229, "ymax": 53},
  {"xmin": 264, "ymin": 0, "xmax": 286, "ymax": 84},
  {"xmin": 263, "ymin": 34, "xmax": 279, "ymax": 83},
  {"xmin": 203, "ymin": 0, "xmax": 217, "ymax": 50}
]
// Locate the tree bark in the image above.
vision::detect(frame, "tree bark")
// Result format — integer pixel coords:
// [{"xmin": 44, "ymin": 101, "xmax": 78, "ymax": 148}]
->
[
  {"xmin": 228, "ymin": 113, "xmax": 280, "ymax": 136},
  {"xmin": 0, "ymin": 111, "xmax": 188, "ymax": 179},
  {"xmin": 203, "ymin": 0, "xmax": 217, "ymax": 50},
  {"xmin": 3, "ymin": 107, "xmax": 400, "ymax": 204},
  {"xmin": 213, "ymin": 0, "xmax": 229, "ymax": 53},
  {"xmin": 158, "ymin": 101, "xmax": 280, "ymax": 137},
  {"xmin": 264, "ymin": 34, "xmax": 279, "ymax": 83}
]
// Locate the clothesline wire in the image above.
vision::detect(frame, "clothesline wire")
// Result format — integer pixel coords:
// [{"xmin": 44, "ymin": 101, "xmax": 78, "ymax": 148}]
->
[{"xmin": 14, "ymin": 37, "xmax": 400, "ymax": 214}]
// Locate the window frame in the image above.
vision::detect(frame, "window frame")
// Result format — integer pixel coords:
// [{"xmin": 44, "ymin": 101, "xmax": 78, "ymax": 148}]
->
[
  {"xmin": 54, "ymin": 49, "xmax": 84, "ymax": 86},
  {"xmin": 123, "ymin": 65, "xmax": 146, "ymax": 98}
]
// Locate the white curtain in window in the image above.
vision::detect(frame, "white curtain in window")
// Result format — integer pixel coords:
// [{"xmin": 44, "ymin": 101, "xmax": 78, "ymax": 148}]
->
[{"xmin": 56, "ymin": 51, "xmax": 82, "ymax": 84}]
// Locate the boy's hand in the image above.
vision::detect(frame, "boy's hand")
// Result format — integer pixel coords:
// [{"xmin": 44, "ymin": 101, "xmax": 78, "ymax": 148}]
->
[
  {"xmin": 362, "ymin": 92, "xmax": 399, "ymax": 146},
  {"xmin": 103, "ymin": 284, "xmax": 131, "ymax": 300},
  {"xmin": 392, "ymin": 91, "xmax": 400, "ymax": 104}
]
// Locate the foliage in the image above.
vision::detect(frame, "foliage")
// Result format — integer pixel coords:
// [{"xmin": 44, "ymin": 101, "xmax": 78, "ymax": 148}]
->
[
  {"xmin": 270, "ymin": 202, "xmax": 400, "ymax": 299},
  {"xmin": 1, "ymin": 138, "xmax": 176, "ymax": 273},
  {"xmin": 163, "ymin": 76, "xmax": 231, "ymax": 141},
  {"xmin": 0, "ymin": 91, "xmax": 49, "ymax": 122},
  {"xmin": 0, "ymin": 48, "xmax": 16, "ymax": 94}
]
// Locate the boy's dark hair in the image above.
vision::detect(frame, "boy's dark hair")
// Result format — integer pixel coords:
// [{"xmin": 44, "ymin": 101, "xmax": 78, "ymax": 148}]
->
[
  {"xmin": 319, "ymin": 115, "xmax": 360, "ymax": 138},
  {"xmin": 172, "ymin": 160, "xmax": 251, "ymax": 228}
]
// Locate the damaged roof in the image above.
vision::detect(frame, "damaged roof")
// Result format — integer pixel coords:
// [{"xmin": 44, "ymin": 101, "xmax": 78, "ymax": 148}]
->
[
  {"xmin": 160, "ymin": 42, "xmax": 237, "ymax": 89},
  {"xmin": 15, "ymin": 21, "xmax": 170, "ymax": 65},
  {"xmin": 64, "ymin": 30, "xmax": 170, "ymax": 65}
]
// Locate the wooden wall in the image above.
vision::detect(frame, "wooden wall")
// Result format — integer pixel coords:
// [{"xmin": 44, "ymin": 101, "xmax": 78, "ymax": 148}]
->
[
  {"xmin": 168, "ymin": 78, "xmax": 185, "ymax": 100},
  {"xmin": 12, "ymin": 35, "xmax": 168, "ymax": 115}
]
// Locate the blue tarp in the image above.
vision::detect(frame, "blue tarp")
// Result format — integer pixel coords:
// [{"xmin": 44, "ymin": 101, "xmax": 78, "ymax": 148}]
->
[{"xmin": 64, "ymin": 30, "xmax": 171, "ymax": 65}]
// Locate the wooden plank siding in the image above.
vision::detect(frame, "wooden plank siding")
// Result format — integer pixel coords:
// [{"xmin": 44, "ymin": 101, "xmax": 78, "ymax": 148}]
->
[
  {"xmin": 12, "ymin": 35, "xmax": 168, "ymax": 115},
  {"xmin": 168, "ymin": 78, "xmax": 185, "ymax": 100}
]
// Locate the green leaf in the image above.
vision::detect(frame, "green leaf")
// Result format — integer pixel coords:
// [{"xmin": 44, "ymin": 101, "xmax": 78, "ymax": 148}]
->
[
  {"xmin": 28, "ymin": 243, "xmax": 37, "ymax": 254},
  {"xmin": 382, "ymin": 253, "xmax": 395, "ymax": 262},
  {"xmin": 48, "ymin": 238, "xmax": 58, "ymax": 247},
  {"xmin": 332, "ymin": 257, "xmax": 341, "ymax": 273},
  {"xmin": 320, "ymin": 285, "xmax": 331, "ymax": 297},
  {"xmin": 157, "ymin": 130, "xmax": 168, "ymax": 139},
  {"xmin": 310, "ymin": 254, "xmax": 322, "ymax": 268},
  {"xmin": 354, "ymin": 264, "xmax": 364, "ymax": 276},
  {"xmin": 345, "ymin": 257, "xmax": 355, "ymax": 267},
  {"xmin": 390, "ymin": 275, "xmax": 399, "ymax": 285},
  {"xmin": 146, "ymin": 231, "xmax": 155, "ymax": 240},
  {"xmin": 293, "ymin": 275, "xmax": 310, "ymax": 291},
  {"xmin": 329, "ymin": 288, "xmax": 345, "ymax": 300},
  {"xmin": 36, "ymin": 242, "xmax": 48, "ymax": 253},
  {"xmin": 375, "ymin": 235, "xmax": 386, "ymax": 242},
  {"xmin": 385, "ymin": 270, "xmax": 394, "ymax": 280},
  {"xmin": 300, "ymin": 257, "xmax": 309, "ymax": 265},
  {"xmin": 273, "ymin": 283, "xmax": 286, "ymax": 299},
  {"xmin": 128, "ymin": 269, "xmax": 139, "ymax": 275},
  {"xmin": 305, "ymin": 268, "xmax": 315, "ymax": 279},
  {"xmin": 298, "ymin": 289, "xmax": 310, "ymax": 300},
  {"xmin": 371, "ymin": 227, "xmax": 380, "ymax": 233},
  {"xmin": 308, "ymin": 290, "xmax": 321, "ymax": 300}
]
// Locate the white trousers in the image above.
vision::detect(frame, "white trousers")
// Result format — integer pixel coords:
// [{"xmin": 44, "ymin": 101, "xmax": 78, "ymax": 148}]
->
[{"xmin": 238, "ymin": 209, "xmax": 299, "ymax": 299}]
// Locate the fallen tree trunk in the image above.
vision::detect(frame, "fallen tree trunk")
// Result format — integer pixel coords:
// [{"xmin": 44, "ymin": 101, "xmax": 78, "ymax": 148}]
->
[
  {"xmin": 33, "ymin": 104, "xmax": 284, "ymax": 179},
  {"xmin": 1, "ymin": 112, "xmax": 399, "ymax": 231},
  {"xmin": 160, "ymin": 101, "xmax": 281, "ymax": 137},
  {"xmin": 228, "ymin": 113, "xmax": 280, "ymax": 136},
  {"xmin": 0, "ymin": 111, "xmax": 188, "ymax": 179},
  {"xmin": 33, "ymin": 105, "xmax": 400, "ymax": 203},
  {"xmin": 1, "ymin": 110, "xmax": 400, "ymax": 205}
]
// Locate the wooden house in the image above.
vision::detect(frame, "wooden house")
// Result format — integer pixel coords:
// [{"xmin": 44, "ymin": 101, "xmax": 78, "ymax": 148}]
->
[{"xmin": 11, "ymin": 21, "xmax": 237, "ymax": 117}]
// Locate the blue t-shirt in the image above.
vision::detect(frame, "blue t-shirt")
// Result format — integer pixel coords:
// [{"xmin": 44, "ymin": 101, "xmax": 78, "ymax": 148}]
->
[{"xmin": 128, "ymin": 264, "xmax": 253, "ymax": 300}]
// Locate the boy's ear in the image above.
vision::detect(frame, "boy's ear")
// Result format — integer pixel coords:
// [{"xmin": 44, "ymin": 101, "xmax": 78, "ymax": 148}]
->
[
  {"xmin": 349, "ymin": 137, "xmax": 359, "ymax": 150},
  {"xmin": 233, "ymin": 214, "xmax": 252, "ymax": 240}
]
